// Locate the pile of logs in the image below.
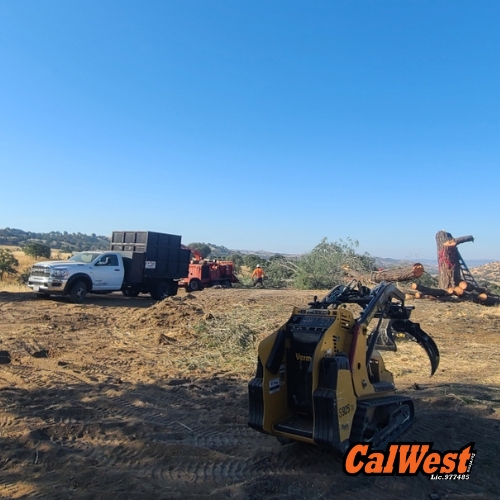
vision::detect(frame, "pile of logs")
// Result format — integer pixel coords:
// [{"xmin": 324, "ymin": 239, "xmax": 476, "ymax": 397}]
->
[
  {"xmin": 342, "ymin": 230, "xmax": 500, "ymax": 307},
  {"xmin": 409, "ymin": 281, "xmax": 500, "ymax": 306},
  {"xmin": 361, "ymin": 263, "xmax": 500, "ymax": 306},
  {"xmin": 428, "ymin": 229, "xmax": 500, "ymax": 306}
]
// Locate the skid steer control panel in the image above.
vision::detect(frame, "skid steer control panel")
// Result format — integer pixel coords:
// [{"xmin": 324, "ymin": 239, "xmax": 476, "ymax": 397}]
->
[{"xmin": 290, "ymin": 315, "xmax": 336, "ymax": 331}]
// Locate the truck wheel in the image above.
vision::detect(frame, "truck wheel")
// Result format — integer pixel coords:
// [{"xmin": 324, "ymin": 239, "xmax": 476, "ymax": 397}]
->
[
  {"xmin": 152, "ymin": 281, "xmax": 170, "ymax": 300},
  {"xmin": 188, "ymin": 279, "xmax": 202, "ymax": 292},
  {"xmin": 122, "ymin": 289, "xmax": 139, "ymax": 297},
  {"xmin": 224, "ymin": 280, "xmax": 232, "ymax": 288},
  {"xmin": 69, "ymin": 281, "xmax": 87, "ymax": 304}
]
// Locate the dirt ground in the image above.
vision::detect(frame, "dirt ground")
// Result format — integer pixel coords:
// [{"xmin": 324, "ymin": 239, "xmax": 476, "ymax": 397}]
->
[{"xmin": 1, "ymin": 286, "xmax": 500, "ymax": 500}]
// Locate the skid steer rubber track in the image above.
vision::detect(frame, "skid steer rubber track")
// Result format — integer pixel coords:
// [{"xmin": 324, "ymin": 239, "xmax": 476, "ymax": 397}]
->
[{"xmin": 350, "ymin": 395, "xmax": 415, "ymax": 450}]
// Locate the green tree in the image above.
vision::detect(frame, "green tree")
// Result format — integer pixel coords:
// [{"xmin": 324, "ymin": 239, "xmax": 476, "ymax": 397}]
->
[
  {"xmin": 227, "ymin": 252, "xmax": 244, "ymax": 273},
  {"xmin": 294, "ymin": 237, "xmax": 375, "ymax": 290},
  {"xmin": 0, "ymin": 248, "xmax": 19, "ymax": 280},
  {"xmin": 242, "ymin": 254, "xmax": 264, "ymax": 270},
  {"xmin": 23, "ymin": 242, "xmax": 51, "ymax": 259},
  {"xmin": 186, "ymin": 242, "xmax": 211, "ymax": 259},
  {"xmin": 264, "ymin": 254, "xmax": 296, "ymax": 288}
]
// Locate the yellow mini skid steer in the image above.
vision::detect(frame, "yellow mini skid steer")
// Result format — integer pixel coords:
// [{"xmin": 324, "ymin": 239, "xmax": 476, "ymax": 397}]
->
[{"xmin": 248, "ymin": 281, "xmax": 439, "ymax": 453}]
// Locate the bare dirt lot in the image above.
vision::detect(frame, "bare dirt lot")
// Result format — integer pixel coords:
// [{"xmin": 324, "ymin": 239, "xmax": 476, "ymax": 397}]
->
[{"xmin": 1, "ymin": 287, "xmax": 500, "ymax": 499}]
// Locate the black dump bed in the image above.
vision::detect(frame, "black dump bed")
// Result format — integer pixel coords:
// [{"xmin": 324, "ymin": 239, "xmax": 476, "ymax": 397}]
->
[{"xmin": 110, "ymin": 231, "xmax": 190, "ymax": 283}]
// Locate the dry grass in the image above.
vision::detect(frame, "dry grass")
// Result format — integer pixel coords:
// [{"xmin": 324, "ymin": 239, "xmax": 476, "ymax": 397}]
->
[
  {"xmin": 0, "ymin": 245, "xmax": 71, "ymax": 288},
  {"xmin": 170, "ymin": 304, "xmax": 283, "ymax": 375},
  {"xmin": 144, "ymin": 290, "xmax": 317, "ymax": 377},
  {"xmin": 0, "ymin": 282, "xmax": 31, "ymax": 293}
]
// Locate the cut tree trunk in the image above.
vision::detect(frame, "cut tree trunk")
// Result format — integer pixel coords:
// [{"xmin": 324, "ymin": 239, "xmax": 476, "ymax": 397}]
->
[
  {"xmin": 458, "ymin": 280, "xmax": 489, "ymax": 294},
  {"xmin": 371, "ymin": 263, "xmax": 424, "ymax": 283},
  {"xmin": 413, "ymin": 292, "xmax": 439, "ymax": 301},
  {"xmin": 458, "ymin": 280, "xmax": 470, "ymax": 291},
  {"xmin": 436, "ymin": 231, "xmax": 474, "ymax": 290},
  {"xmin": 476, "ymin": 294, "xmax": 500, "ymax": 306},
  {"xmin": 456, "ymin": 290, "xmax": 500, "ymax": 306},
  {"xmin": 410, "ymin": 283, "xmax": 448, "ymax": 297}
]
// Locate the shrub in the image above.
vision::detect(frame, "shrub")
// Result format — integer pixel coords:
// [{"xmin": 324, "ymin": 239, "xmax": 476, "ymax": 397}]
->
[
  {"xmin": 0, "ymin": 249, "xmax": 19, "ymax": 280},
  {"xmin": 23, "ymin": 243, "xmax": 51, "ymax": 259},
  {"xmin": 293, "ymin": 237, "xmax": 375, "ymax": 290}
]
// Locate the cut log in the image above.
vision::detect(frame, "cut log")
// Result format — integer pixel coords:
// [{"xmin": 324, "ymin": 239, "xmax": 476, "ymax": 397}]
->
[
  {"xmin": 456, "ymin": 291, "xmax": 500, "ymax": 306},
  {"xmin": 411, "ymin": 283, "xmax": 448, "ymax": 297},
  {"xmin": 458, "ymin": 280, "xmax": 489, "ymax": 294},
  {"xmin": 371, "ymin": 263, "xmax": 424, "ymax": 283},
  {"xmin": 450, "ymin": 290, "xmax": 500, "ymax": 306},
  {"xmin": 478, "ymin": 295, "xmax": 500, "ymax": 306},
  {"xmin": 453, "ymin": 286, "xmax": 465, "ymax": 297},
  {"xmin": 458, "ymin": 281, "xmax": 469, "ymax": 290}
]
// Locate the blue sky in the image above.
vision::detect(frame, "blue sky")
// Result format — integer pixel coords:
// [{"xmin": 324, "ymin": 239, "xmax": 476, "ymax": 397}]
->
[{"xmin": 1, "ymin": 1, "xmax": 499, "ymax": 260}]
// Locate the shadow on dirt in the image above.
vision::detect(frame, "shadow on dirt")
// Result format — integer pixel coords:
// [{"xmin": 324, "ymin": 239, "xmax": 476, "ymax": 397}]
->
[
  {"xmin": 0, "ymin": 377, "xmax": 497, "ymax": 500},
  {"xmin": 0, "ymin": 291, "xmax": 157, "ymax": 309}
]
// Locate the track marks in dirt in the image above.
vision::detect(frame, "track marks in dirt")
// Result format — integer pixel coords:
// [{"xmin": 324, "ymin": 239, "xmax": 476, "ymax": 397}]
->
[{"xmin": 0, "ymin": 375, "xmax": 352, "ymax": 498}]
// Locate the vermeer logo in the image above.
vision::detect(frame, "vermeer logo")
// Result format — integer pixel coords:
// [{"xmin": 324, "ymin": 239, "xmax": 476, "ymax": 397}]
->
[
  {"xmin": 295, "ymin": 353, "xmax": 312, "ymax": 362},
  {"xmin": 343, "ymin": 442, "xmax": 475, "ymax": 479}
]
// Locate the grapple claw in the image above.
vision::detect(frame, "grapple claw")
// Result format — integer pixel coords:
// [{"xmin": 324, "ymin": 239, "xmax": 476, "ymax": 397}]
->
[{"xmin": 391, "ymin": 319, "xmax": 440, "ymax": 376}]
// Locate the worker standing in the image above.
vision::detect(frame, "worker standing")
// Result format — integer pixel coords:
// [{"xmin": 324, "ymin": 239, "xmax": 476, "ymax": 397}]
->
[{"xmin": 251, "ymin": 264, "xmax": 265, "ymax": 288}]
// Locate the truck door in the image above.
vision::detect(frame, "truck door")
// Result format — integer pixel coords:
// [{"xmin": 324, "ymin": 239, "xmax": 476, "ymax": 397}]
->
[{"xmin": 92, "ymin": 254, "xmax": 124, "ymax": 290}]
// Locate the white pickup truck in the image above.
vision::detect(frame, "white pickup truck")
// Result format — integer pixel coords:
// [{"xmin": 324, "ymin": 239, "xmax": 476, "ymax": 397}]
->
[
  {"xmin": 27, "ymin": 231, "xmax": 192, "ymax": 303},
  {"xmin": 28, "ymin": 251, "xmax": 129, "ymax": 303}
]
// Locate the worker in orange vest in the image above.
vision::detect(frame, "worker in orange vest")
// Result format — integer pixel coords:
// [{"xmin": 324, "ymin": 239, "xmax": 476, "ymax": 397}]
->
[{"xmin": 251, "ymin": 264, "xmax": 265, "ymax": 287}]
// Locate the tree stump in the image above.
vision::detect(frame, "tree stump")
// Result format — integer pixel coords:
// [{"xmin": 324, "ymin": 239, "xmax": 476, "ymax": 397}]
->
[{"xmin": 436, "ymin": 231, "xmax": 474, "ymax": 290}]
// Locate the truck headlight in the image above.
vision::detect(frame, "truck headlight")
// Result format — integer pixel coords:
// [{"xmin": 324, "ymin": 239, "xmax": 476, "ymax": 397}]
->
[{"xmin": 51, "ymin": 269, "xmax": 69, "ymax": 279}]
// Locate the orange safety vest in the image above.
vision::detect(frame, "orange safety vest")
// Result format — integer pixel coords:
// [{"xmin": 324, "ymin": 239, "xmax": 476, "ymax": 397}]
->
[{"xmin": 252, "ymin": 268, "xmax": 264, "ymax": 279}]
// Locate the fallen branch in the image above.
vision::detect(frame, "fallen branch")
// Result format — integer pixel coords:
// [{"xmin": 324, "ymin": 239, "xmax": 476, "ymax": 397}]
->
[
  {"xmin": 371, "ymin": 263, "xmax": 424, "ymax": 283},
  {"xmin": 443, "ymin": 235, "xmax": 475, "ymax": 247}
]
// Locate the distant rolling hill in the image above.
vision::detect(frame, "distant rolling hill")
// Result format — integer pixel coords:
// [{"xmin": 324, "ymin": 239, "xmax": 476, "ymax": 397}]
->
[
  {"xmin": 373, "ymin": 257, "xmax": 497, "ymax": 276},
  {"xmin": 470, "ymin": 262, "xmax": 500, "ymax": 285}
]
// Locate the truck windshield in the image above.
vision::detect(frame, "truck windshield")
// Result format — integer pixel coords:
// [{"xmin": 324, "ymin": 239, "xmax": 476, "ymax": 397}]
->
[{"xmin": 68, "ymin": 252, "xmax": 101, "ymax": 264}]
